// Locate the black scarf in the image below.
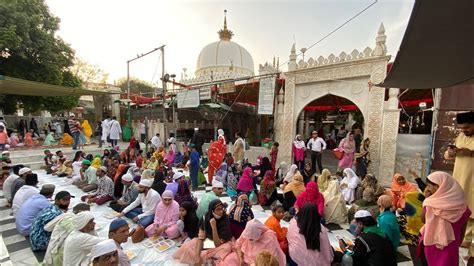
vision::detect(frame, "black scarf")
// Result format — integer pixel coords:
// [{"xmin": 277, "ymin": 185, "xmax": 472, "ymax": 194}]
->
[
  {"xmin": 297, "ymin": 203, "xmax": 322, "ymax": 250},
  {"xmin": 200, "ymin": 199, "xmax": 232, "ymax": 241}
]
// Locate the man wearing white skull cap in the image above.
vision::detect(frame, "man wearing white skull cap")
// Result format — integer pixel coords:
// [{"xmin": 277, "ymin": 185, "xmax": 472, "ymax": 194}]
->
[
  {"xmin": 63, "ymin": 211, "xmax": 104, "ymax": 265},
  {"xmin": 90, "ymin": 239, "xmax": 118, "ymax": 266},
  {"xmin": 117, "ymin": 178, "xmax": 161, "ymax": 228}
]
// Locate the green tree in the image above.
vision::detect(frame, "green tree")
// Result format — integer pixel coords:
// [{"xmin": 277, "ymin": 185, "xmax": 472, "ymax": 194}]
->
[
  {"xmin": 0, "ymin": 0, "xmax": 80, "ymax": 114},
  {"xmin": 70, "ymin": 57, "xmax": 109, "ymax": 85},
  {"xmin": 116, "ymin": 77, "xmax": 156, "ymax": 95}
]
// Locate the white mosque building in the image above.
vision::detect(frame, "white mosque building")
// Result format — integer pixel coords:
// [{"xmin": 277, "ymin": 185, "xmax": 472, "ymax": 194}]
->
[{"xmin": 181, "ymin": 11, "xmax": 261, "ymax": 85}]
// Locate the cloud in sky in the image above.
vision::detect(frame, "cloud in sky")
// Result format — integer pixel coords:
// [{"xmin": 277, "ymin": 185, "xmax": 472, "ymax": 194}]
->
[{"xmin": 46, "ymin": 0, "xmax": 414, "ymax": 85}]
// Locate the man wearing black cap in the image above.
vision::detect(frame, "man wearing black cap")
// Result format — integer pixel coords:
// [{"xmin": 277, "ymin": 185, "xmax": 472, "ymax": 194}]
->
[
  {"xmin": 29, "ymin": 191, "xmax": 72, "ymax": 251},
  {"xmin": 444, "ymin": 111, "xmax": 473, "ymax": 252}
]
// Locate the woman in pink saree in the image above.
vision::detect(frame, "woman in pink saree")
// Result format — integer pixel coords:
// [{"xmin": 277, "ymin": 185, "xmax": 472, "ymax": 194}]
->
[
  {"xmin": 418, "ymin": 171, "xmax": 470, "ymax": 266},
  {"xmin": 221, "ymin": 218, "xmax": 286, "ymax": 266},
  {"xmin": 208, "ymin": 129, "xmax": 226, "ymax": 184},
  {"xmin": 337, "ymin": 132, "xmax": 356, "ymax": 169}
]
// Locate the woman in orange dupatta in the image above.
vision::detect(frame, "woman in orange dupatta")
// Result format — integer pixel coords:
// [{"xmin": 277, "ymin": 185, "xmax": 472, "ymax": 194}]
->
[
  {"xmin": 389, "ymin": 173, "xmax": 418, "ymax": 209},
  {"xmin": 207, "ymin": 129, "xmax": 226, "ymax": 184}
]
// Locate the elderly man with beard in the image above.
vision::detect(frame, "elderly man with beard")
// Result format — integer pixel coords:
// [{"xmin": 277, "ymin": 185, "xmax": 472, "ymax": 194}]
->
[
  {"xmin": 64, "ymin": 211, "xmax": 104, "ymax": 265},
  {"xmin": 29, "ymin": 191, "xmax": 72, "ymax": 251}
]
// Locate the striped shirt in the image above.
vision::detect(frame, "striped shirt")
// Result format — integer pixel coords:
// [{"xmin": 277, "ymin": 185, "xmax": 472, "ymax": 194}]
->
[{"xmin": 68, "ymin": 119, "xmax": 79, "ymax": 134}]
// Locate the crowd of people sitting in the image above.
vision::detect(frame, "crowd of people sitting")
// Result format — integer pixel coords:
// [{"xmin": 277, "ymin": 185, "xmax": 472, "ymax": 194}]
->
[{"xmin": 0, "ymin": 124, "xmax": 472, "ymax": 266}]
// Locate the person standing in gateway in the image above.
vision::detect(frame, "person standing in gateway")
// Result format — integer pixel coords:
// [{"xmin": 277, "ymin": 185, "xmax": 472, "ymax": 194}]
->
[
  {"xmin": 444, "ymin": 111, "xmax": 474, "ymax": 256},
  {"xmin": 306, "ymin": 130, "xmax": 327, "ymax": 174},
  {"xmin": 108, "ymin": 117, "xmax": 122, "ymax": 147}
]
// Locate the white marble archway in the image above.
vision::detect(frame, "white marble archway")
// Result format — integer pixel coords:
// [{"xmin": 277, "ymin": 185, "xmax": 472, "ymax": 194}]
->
[{"xmin": 275, "ymin": 23, "xmax": 400, "ymax": 185}]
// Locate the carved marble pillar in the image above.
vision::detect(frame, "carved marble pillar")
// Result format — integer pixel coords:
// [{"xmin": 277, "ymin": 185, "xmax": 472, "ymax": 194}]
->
[
  {"xmin": 366, "ymin": 63, "xmax": 387, "ymax": 178},
  {"xmin": 274, "ymin": 89, "xmax": 284, "ymax": 147},
  {"xmin": 297, "ymin": 112, "xmax": 304, "ymax": 136},
  {"xmin": 278, "ymin": 74, "xmax": 297, "ymax": 164},
  {"xmin": 378, "ymin": 88, "xmax": 400, "ymax": 185},
  {"xmin": 304, "ymin": 111, "xmax": 310, "ymax": 138}
]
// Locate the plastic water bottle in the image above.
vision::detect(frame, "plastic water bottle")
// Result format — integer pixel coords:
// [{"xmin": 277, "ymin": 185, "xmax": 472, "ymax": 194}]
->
[{"xmin": 342, "ymin": 251, "xmax": 353, "ymax": 266}]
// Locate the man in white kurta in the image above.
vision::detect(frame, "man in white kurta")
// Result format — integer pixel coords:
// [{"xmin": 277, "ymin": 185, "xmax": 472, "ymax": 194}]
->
[
  {"xmin": 101, "ymin": 117, "xmax": 111, "ymax": 147},
  {"xmin": 12, "ymin": 174, "xmax": 40, "ymax": 216},
  {"xmin": 108, "ymin": 116, "xmax": 122, "ymax": 147},
  {"xmin": 63, "ymin": 211, "xmax": 103, "ymax": 266}
]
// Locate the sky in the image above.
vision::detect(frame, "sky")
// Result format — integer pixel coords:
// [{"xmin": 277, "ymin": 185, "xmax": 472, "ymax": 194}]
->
[{"xmin": 46, "ymin": 0, "xmax": 415, "ymax": 86}]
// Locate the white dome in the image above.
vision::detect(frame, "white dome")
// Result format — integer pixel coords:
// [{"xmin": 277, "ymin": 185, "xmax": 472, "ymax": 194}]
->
[{"xmin": 196, "ymin": 40, "xmax": 254, "ymax": 78}]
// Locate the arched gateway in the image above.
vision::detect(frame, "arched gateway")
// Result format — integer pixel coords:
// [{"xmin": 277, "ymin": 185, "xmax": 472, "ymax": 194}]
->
[{"xmin": 275, "ymin": 23, "xmax": 401, "ymax": 185}]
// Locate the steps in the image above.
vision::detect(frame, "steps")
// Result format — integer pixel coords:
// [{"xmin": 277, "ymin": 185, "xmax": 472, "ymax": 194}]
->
[{"xmin": 7, "ymin": 143, "xmax": 128, "ymax": 170}]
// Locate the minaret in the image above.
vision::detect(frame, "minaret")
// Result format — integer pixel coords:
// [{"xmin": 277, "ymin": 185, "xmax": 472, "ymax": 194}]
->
[
  {"xmin": 218, "ymin": 10, "xmax": 234, "ymax": 41},
  {"xmin": 288, "ymin": 43, "xmax": 297, "ymax": 71},
  {"xmin": 373, "ymin": 22, "xmax": 387, "ymax": 56}
]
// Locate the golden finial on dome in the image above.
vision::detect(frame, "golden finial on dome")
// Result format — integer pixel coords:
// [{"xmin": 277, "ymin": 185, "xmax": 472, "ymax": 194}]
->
[{"xmin": 218, "ymin": 9, "xmax": 234, "ymax": 41}]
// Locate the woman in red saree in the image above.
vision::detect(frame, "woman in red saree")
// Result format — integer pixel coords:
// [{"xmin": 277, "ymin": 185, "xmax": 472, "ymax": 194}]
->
[{"xmin": 207, "ymin": 129, "xmax": 226, "ymax": 184}]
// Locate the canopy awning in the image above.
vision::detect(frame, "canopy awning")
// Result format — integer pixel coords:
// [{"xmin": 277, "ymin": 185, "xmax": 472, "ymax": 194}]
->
[
  {"xmin": 378, "ymin": 0, "xmax": 474, "ymax": 89},
  {"xmin": 0, "ymin": 75, "xmax": 119, "ymax": 96}
]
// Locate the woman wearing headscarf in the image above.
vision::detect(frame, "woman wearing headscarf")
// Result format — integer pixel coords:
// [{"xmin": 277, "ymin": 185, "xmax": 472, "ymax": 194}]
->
[
  {"xmin": 226, "ymin": 165, "xmax": 240, "ymax": 200},
  {"xmin": 164, "ymin": 137, "xmax": 177, "ymax": 165},
  {"xmin": 207, "ymin": 129, "xmax": 226, "ymax": 184},
  {"xmin": 113, "ymin": 165, "xmax": 130, "ymax": 198},
  {"xmin": 214, "ymin": 162, "xmax": 228, "ymax": 185},
  {"xmin": 299, "ymin": 162, "xmax": 314, "ymax": 185},
  {"xmin": 348, "ymin": 187, "xmax": 379, "ymax": 222},
  {"xmin": 389, "ymin": 173, "xmax": 418, "ymax": 209},
  {"xmin": 175, "ymin": 179, "xmax": 197, "ymax": 209},
  {"xmin": 337, "ymin": 132, "xmax": 356, "ymax": 169},
  {"xmin": 283, "ymin": 164, "xmax": 298, "ymax": 184},
  {"xmin": 151, "ymin": 170, "xmax": 167, "ymax": 195},
  {"xmin": 221, "ymin": 219, "xmax": 286, "ymax": 266},
  {"xmin": 177, "ymin": 201, "xmax": 199, "ymax": 241},
  {"xmin": 172, "ymin": 199, "xmax": 234, "ymax": 265},
  {"xmin": 355, "ymin": 138, "xmax": 370, "ymax": 178},
  {"xmin": 257, "ymin": 157, "xmax": 272, "ymax": 181},
  {"xmin": 377, "ymin": 195, "xmax": 400, "ymax": 250},
  {"xmin": 275, "ymin": 162, "xmax": 288, "ymax": 184},
  {"xmin": 355, "ymin": 173, "xmax": 385, "ymax": 201},
  {"xmin": 145, "ymin": 190, "xmax": 180, "ymax": 239},
  {"xmin": 294, "ymin": 181, "xmax": 325, "ymax": 216},
  {"xmin": 317, "ymin": 169, "xmax": 332, "ymax": 193},
  {"xmin": 323, "ymin": 180, "xmax": 348, "ymax": 224},
  {"xmin": 292, "ymin": 135, "xmax": 306, "ymax": 173},
  {"xmin": 237, "ymin": 167, "xmax": 254, "ymax": 195},
  {"xmin": 259, "ymin": 170, "xmax": 278, "ymax": 206},
  {"xmin": 287, "ymin": 204, "xmax": 333, "ymax": 266},
  {"xmin": 229, "ymin": 194, "xmax": 254, "ymax": 238},
  {"xmin": 282, "ymin": 171, "xmax": 305, "ymax": 211},
  {"xmin": 340, "ymin": 168, "xmax": 359, "ymax": 203},
  {"xmin": 418, "ymin": 172, "xmax": 470, "ymax": 266},
  {"xmin": 91, "ymin": 156, "xmax": 102, "ymax": 169}
]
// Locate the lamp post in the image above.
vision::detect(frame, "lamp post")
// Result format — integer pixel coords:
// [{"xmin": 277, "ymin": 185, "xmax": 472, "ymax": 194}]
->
[{"xmin": 126, "ymin": 45, "xmax": 164, "ymax": 141}]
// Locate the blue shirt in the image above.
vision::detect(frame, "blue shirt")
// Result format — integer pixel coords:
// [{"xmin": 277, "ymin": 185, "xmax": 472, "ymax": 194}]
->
[
  {"xmin": 377, "ymin": 210, "xmax": 400, "ymax": 250},
  {"xmin": 15, "ymin": 194, "xmax": 51, "ymax": 236},
  {"xmin": 29, "ymin": 204, "xmax": 63, "ymax": 251},
  {"xmin": 190, "ymin": 150, "xmax": 200, "ymax": 167}
]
